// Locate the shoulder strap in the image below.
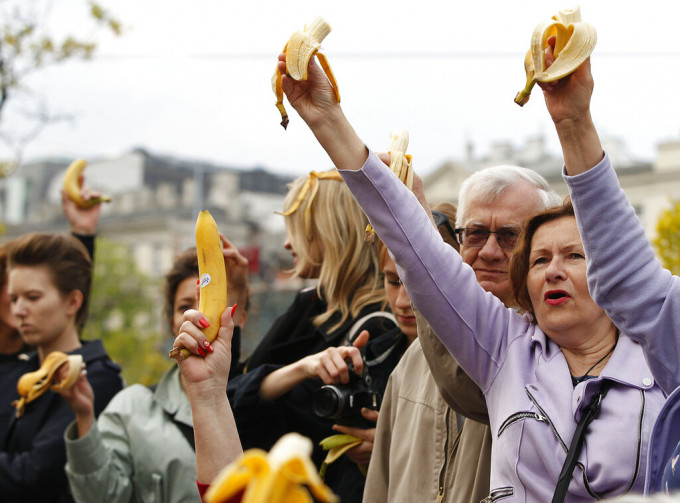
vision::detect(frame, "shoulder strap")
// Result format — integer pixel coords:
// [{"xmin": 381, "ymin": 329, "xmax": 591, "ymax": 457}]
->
[
  {"xmin": 551, "ymin": 380, "xmax": 613, "ymax": 503},
  {"xmin": 347, "ymin": 311, "xmax": 396, "ymax": 344}
]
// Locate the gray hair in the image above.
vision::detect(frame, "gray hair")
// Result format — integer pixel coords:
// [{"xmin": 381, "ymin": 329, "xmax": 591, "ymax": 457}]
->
[{"xmin": 456, "ymin": 165, "xmax": 561, "ymax": 227}]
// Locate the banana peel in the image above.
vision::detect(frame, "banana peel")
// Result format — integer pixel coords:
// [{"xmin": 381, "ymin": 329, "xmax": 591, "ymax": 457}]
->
[
  {"xmin": 205, "ymin": 433, "xmax": 338, "ymax": 503},
  {"xmin": 318, "ymin": 433, "xmax": 364, "ymax": 479},
  {"xmin": 515, "ymin": 6, "xmax": 596, "ymax": 106},
  {"xmin": 13, "ymin": 352, "xmax": 83, "ymax": 417},
  {"xmin": 365, "ymin": 129, "xmax": 413, "ymax": 242},
  {"xmin": 272, "ymin": 17, "xmax": 340, "ymax": 129}
]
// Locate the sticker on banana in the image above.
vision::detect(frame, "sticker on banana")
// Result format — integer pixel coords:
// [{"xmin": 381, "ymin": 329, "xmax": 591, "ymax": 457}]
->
[
  {"xmin": 365, "ymin": 129, "xmax": 413, "ymax": 242},
  {"xmin": 205, "ymin": 433, "xmax": 339, "ymax": 503},
  {"xmin": 62, "ymin": 159, "xmax": 112, "ymax": 208},
  {"xmin": 13, "ymin": 351, "xmax": 83, "ymax": 417},
  {"xmin": 169, "ymin": 210, "xmax": 227, "ymax": 361},
  {"xmin": 514, "ymin": 6, "xmax": 596, "ymax": 106},
  {"xmin": 272, "ymin": 17, "xmax": 340, "ymax": 129}
]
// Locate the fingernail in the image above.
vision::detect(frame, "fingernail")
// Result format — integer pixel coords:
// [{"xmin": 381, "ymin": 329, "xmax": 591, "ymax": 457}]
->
[
  {"xmin": 206, "ymin": 343, "xmax": 214, "ymax": 353},
  {"xmin": 196, "ymin": 279, "xmax": 200, "ymax": 285},
  {"xmin": 203, "ymin": 340, "xmax": 210, "ymax": 348},
  {"xmin": 197, "ymin": 347, "xmax": 206, "ymax": 357},
  {"xmin": 231, "ymin": 304, "xmax": 238, "ymax": 318},
  {"xmin": 199, "ymin": 318, "xmax": 210, "ymax": 328}
]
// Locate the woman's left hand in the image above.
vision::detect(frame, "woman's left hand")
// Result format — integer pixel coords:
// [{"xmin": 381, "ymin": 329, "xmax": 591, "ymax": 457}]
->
[{"xmin": 332, "ymin": 408, "xmax": 379, "ymax": 465}]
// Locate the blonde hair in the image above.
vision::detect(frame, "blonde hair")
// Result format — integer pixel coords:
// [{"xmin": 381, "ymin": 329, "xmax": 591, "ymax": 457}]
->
[{"xmin": 282, "ymin": 170, "xmax": 384, "ymax": 331}]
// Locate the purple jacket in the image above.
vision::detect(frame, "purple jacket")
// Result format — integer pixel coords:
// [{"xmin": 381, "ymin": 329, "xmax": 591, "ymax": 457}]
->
[
  {"xmin": 340, "ymin": 152, "xmax": 666, "ymax": 502},
  {"xmin": 565, "ymin": 155, "xmax": 680, "ymax": 494}
]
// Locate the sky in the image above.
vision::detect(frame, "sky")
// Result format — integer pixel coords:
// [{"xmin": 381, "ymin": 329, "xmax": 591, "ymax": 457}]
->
[{"xmin": 4, "ymin": 0, "xmax": 680, "ymax": 177}]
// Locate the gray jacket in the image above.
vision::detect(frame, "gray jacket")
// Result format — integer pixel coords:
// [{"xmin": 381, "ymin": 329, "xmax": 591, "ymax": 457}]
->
[{"xmin": 64, "ymin": 365, "xmax": 199, "ymax": 503}]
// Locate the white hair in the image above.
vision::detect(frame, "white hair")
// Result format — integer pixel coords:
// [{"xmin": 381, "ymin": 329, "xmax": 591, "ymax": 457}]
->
[{"xmin": 456, "ymin": 165, "xmax": 562, "ymax": 227}]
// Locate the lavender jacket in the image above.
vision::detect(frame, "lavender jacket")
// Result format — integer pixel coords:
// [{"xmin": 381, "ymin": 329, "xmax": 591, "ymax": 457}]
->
[
  {"xmin": 340, "ymin": 152, "xmax": 666, "ymax": 502},
  {"xmin": 565, "ymin": 155, "xmax": 680, "ymax": 494}
]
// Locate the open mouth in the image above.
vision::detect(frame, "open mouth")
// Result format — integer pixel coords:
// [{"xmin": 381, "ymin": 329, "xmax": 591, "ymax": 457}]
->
[{"xmin": 544, "ymin": 290, "xmax": 569, "ymax": 304}]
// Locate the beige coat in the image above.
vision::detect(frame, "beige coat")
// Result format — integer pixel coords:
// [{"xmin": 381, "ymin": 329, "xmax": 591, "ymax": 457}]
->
[{"xmin": 364, "ymin": 312, "xmax": 491, "ymax": 503}]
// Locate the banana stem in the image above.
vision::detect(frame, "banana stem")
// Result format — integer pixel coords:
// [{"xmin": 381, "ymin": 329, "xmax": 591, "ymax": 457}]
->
[{"xmin": 514, "ymin": 79, "xmax": 537, "ymax": 107}]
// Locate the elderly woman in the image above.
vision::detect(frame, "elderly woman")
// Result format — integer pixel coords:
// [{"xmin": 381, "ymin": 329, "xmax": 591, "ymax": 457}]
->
[
  {"xmin": 275, "ymin": 54, "xmax": 666, "ymax": 500},
  {"xmin": 537, "ymin": 41, "xmax": 680, "ymax": 495}
]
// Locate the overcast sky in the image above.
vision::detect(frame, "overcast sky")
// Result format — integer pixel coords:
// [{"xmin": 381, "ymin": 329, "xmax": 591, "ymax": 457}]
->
[{"xmin": 5, "ymin": 0, "xmax": 680, "ymax": 177}]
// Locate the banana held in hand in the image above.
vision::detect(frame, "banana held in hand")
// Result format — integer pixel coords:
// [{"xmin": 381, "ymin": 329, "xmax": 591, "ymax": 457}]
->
[
  {"xmin": 169, "ymin": 210, "xmax": 227, "ymax": 361},
  {"xmin": 318, "ymin": 433, "xmax": 363, "ymax": 479},
  {"xmin": 206, "ymin": 433, "xmax": 339, "ymax": 503},
  {"xmin": 514, "ymin": 6, "xmax": 596, "ymax": 106},
  {"xmin": 13, "ymin": 352, "xmax": 83, "ymax": 417},
  {"xmin": 366, "ymin": 129, "xmax": 413, "ymax": 242},
  {"xmin": 272, "ymin": 17, "xmax": 341, "ymax": 129},
  {"xmin": 62, "ymin": 159, "xmax": 112, "ymax": 207}
]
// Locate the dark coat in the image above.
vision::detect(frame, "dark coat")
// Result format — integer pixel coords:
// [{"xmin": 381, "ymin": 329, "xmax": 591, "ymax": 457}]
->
[
  {"xmin": 0, "ymin": 339, "xmax": 123, "ymax": 503},
  {"xmin": 229, "ymin": 287, "xmax": 404, "ymax": 503}
]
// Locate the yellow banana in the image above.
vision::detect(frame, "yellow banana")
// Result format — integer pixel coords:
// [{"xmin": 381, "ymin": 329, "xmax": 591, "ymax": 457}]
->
[
  {"xmin": 514, "ymin": 6, "xmax": 596, "ymax": 106},
  {"xmin": 169, "ymin": 210, "xmax": 227, "ymax": 361},
  {"xmin": 365, "ymin": 129, "xmax": 413, "ymax": 241},
  {"xmin": 272, "ymin": 17, "xmax": 340, "ymax": 129},
  {"xmin": 62, "ymin": 159, "xmax": 112, "ymax": 207},
  {"xmin": 206, "ymin": 433, "xmax": 339, "ymax": 503},
  {"xmin": 13, "ymin": 352, "xmax": 83, "ymax": 417}
]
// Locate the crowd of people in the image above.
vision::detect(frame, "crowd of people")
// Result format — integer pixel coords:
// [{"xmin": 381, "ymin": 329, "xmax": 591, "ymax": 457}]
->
[{"xmin": 0, "ymin": 33, "xmax": 678, "ymax": 503}]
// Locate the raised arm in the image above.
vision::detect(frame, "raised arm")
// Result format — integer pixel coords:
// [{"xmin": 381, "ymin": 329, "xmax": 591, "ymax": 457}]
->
[
  {"xmin": 539, "ymin": 40, "xmax": 603, "ymax": 175},
  {"xmin": 174, "ymin": 307, "xmax": 242, "ymax": 485}
]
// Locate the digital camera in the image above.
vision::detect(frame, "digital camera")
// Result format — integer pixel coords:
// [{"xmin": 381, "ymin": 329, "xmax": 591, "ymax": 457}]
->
[{"xmin": 311, "ymin": 359, "xmax": 381, "ymax": 428}]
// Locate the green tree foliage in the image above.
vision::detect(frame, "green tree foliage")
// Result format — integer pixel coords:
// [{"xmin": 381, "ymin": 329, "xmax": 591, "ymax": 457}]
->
[
  {"xmin": 653, "ymin": 199, "xmax": 680, "ymax": 276},
  {"xmin": 0, "ymin": 1, "xmax": 122, "ymax": 177},
  {"xmin": 86, "ymin": 239, "xmax": 172, "ymax": 386}
]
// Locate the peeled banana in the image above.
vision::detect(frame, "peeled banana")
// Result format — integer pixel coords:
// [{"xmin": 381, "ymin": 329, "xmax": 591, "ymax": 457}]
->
[
  {"xmin": 514, "ymin": 6, "xmax": 596, "ymax": 106},
  {"xmin": 206, "ymin": 433, "xmax": 338, "ymax": 503},
  {"xmin": 365, "ymin": 129, "xmax": 413, "ymax": 241},
  {"xmin": 169, "ymin": 210, "xmax": 227, "ymax": 361},
  {"xmin": 272, "ymin": 17, "xmax": 341, "ymax": 129},
  {"xmin": 62, "ymin": 159, "xmax": 112, "ymax": 208},
  {"xmin": 13, "ymin": 352, "xmax": 83, "ymax": 417}
]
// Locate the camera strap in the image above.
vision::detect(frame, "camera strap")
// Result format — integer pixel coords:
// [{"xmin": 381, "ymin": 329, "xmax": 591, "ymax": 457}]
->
[
  {"xmin": 551, "ymin": 380, "xmax": 613, "ymax": 503},
  {"xmin": 346, "ymin": 311, "xmax": 397, "ymax": 345}
]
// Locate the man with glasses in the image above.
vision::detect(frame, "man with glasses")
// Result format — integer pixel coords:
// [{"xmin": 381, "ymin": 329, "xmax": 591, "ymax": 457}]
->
[{"xmin": 364, "ymin": 165, "xmax": 559, "ymax": 503}]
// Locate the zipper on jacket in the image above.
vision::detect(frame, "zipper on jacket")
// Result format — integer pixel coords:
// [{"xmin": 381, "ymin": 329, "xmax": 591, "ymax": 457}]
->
[
  {"xmin": 436, "ymin": 407, "xmax": 453, "ymax": 502},
  {"xmin": 482, "ymin": 486, "xmax": 514, "ymax": 502},
  {"xmin": 525, "ymin": 387, "xmax": 568, "ymax": 452},
  {"xmin": 497, "ymin": 411, "xmax": 546, "ymax": 437}
]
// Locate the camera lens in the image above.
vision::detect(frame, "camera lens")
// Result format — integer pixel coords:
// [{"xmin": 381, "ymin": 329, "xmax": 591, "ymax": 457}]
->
[{"xmin": 312, "ymin": 386, "xmax": 346, "ymax": 419}]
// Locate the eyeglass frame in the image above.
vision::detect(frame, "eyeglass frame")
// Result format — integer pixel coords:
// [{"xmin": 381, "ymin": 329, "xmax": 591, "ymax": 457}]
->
[
  {"xmin": 431, "ymin": 210, "xmax": 458, "ymax": 244},
  {"xmin": 453, "ymin": 226, "xmax": 521, "ymax": 250}
]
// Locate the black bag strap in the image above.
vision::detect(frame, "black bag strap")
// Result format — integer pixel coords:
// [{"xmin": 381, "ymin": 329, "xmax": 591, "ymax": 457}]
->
[
  {"xmin": 551, "ymin": 380, "xmax": 613, "ymax": 503},
  {"xmin": 148, "ymin": 383, "xmax": 195, "ymax": 451}
]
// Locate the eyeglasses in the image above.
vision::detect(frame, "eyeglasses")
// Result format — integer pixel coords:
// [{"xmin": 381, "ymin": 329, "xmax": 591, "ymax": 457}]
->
[
  {"xmin": 454, "ymin": 227, "xmax": 520, "ymax": 250},
  {"xmin": 431, "ymin": 210, "xmax": 458, "ymax": 243}
]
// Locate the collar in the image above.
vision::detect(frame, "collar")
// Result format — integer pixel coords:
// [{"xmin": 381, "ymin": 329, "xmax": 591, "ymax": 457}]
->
[{"xmin": 154, "ymin": 365, "xmax": 193, "ymax": 427}]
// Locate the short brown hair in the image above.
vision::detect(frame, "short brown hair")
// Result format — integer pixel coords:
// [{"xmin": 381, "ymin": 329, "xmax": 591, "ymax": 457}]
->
[
  {"xmin": 8, "ymin": 233, "xmax": 92, "ymax": 331},
  {"xmin": 509, "ymin": 196, "xmax": 575, "ymax": 318},
  {"xmin": 163, "ymin": 247, "xmax": 199, "ymax": 334}
]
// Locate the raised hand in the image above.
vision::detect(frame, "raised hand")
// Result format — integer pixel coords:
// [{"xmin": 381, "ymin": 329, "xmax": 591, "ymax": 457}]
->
[
  {"xmin": 219, "ymin": 234, "xmax": 249, "ymax": 326},
  {"xmin": 172, "ymin": 306, "xmax": 235, "ymax": 396},
  {"xmin": 61, "ymin": 174, "xmax": 103, "ymax": 235}
]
